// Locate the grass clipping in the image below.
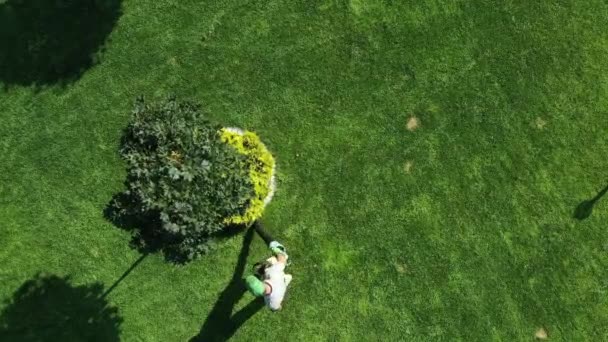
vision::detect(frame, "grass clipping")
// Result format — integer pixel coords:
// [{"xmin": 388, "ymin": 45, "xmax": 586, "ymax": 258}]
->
[{"xmin": 220, "ymin": 128, "xmax": 276, "ymax": 225}]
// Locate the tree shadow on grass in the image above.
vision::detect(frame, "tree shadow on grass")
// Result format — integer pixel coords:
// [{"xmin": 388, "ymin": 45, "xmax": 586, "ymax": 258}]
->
[
  {"xmin": 104, "ymin": 192, "xmax": 166, "ymax": 255},
  {"xmin": 0, "ymin": 273, "xmax": 123, "ymax": 341},
  {"xmin": 101, "ymin": 253, "xmax": 149, "ymax": 299},
  {"xmin": 189, "ymin": 227, "xmax": 265, "ymax": 342},
  {"xmin": 104, "ymin": 192, "xmax": 247, "ymax": 264},
  {"xmin": 0, "ymin": 0, "xmax": 122, "ymax": 87},
  {"xmin": 573, "ymin": 184, "xmax": 608, "ymax": 221}
]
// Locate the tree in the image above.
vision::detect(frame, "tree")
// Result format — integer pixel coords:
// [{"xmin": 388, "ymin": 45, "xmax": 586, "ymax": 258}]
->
[{"xmin": 109, "ymin": 97, "xmax": 254, "ymax": 261}]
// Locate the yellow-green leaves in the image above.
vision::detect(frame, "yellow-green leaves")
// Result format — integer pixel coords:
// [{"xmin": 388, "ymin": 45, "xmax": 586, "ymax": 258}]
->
[{"xmin": 220, "ymin": 128, "xmax": 276, "ymax": 225}]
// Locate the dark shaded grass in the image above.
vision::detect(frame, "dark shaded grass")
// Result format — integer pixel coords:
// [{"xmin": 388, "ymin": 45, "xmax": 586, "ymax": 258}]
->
[
  {"xmin": 0, "ymin": 273, "xmax": 122, "ymax": 341},
  {"xmin": 0, "ymin": 0, "xmax": 122, "ymax": 86}
]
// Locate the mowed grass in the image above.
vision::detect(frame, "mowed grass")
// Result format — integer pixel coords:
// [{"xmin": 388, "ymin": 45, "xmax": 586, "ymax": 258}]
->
[{"xmin": 1, "ymin": 0, "xmax": 608, "ymax": 340}]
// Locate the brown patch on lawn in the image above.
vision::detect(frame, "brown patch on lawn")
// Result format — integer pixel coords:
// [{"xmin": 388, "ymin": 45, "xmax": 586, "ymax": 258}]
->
[
  {"xmin": 406, "ymin": 116, "xmax": 420, "ymax": 131},
  {"xmin": 394, "ymin": 262, "xmax": 407, "ymax": 274},
  {"xmin": 535, "ymin": 327, "xmax": 548, "ymax": 340},
  {"xmin": 168, "ymin": 57, "xmax": 179, "ymax": 66},
  {"xmin": 535, "ymin": 117, "xmax": 547, "ymax": 130},
  {"xmin": 404, "ymin": 161, "xmax": 414, "ymax": 174}
]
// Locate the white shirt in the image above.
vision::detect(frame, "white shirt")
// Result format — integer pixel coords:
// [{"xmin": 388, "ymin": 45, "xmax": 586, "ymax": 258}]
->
[{"xmin": 263, "ymin": 262, "xmax": 292, "ymax": 311}]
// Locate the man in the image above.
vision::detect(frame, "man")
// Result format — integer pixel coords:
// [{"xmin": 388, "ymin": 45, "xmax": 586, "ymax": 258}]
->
[{"xmin": 245, "ymin": 241, "xmax": 292, "ymax": 311}]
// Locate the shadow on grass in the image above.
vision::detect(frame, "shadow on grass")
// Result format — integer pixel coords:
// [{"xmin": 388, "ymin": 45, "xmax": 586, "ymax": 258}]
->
[
  {"xmin": 0, "ymin": 273, "xmax": 122, "ymax": 341},
  {"xmin": 189, "ymin": 227, "xmax": 264, "ymax": 342},
  {"xmin": 573, "ymin": 184, "xmax": 608, "ymax": 221},
  {"xmin": 102, "ymin": 253, "xmax": 149, "ymax": 299},
  {"xmin": 104, "ymin": 192, "xmax": 166, "ymax": 256},
  {"xmin": 104, "ymin": 193, "xmax": 246, "ymax": 264},
  {"xmin": 0, "ymin": 0, "xmax": 122, "ymax": 87}
]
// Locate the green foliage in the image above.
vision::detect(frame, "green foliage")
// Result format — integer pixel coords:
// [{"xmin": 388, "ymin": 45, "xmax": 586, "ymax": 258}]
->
[
  {"xmin": 113, "ymin": 97, "xmax": 253, "ymax": 261},
  {"xmin": 220, "ymin": 129, "xmax": 276, "ymax": 225}
]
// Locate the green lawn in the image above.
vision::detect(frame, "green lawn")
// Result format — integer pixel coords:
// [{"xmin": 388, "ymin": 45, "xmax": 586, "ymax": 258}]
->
[{"xmin": 1, "ymin": 0, "xmax": 608, "ymax": 340}]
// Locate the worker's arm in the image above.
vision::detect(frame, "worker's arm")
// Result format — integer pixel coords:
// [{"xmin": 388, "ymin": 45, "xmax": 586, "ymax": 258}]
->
[
  {"xmin": 276, "ymin": 253, "xmax": 287, "ymax": 264},
  {"xmin": 269, "ymin": 241, "xmax": 288, "ymax": 264}
]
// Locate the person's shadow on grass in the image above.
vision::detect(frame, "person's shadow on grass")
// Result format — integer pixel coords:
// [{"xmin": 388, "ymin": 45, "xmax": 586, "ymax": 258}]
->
[
  {"xmin": 189, "ymin": 227, "xmax": 264, "ymax": 342},
  {"xmin": 0, "ymin": 273, "xmax": 123, "ymax": 341},
  {"xmin": 573, "ymin": 184, "xmax": 608, "ymax": 220}
]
